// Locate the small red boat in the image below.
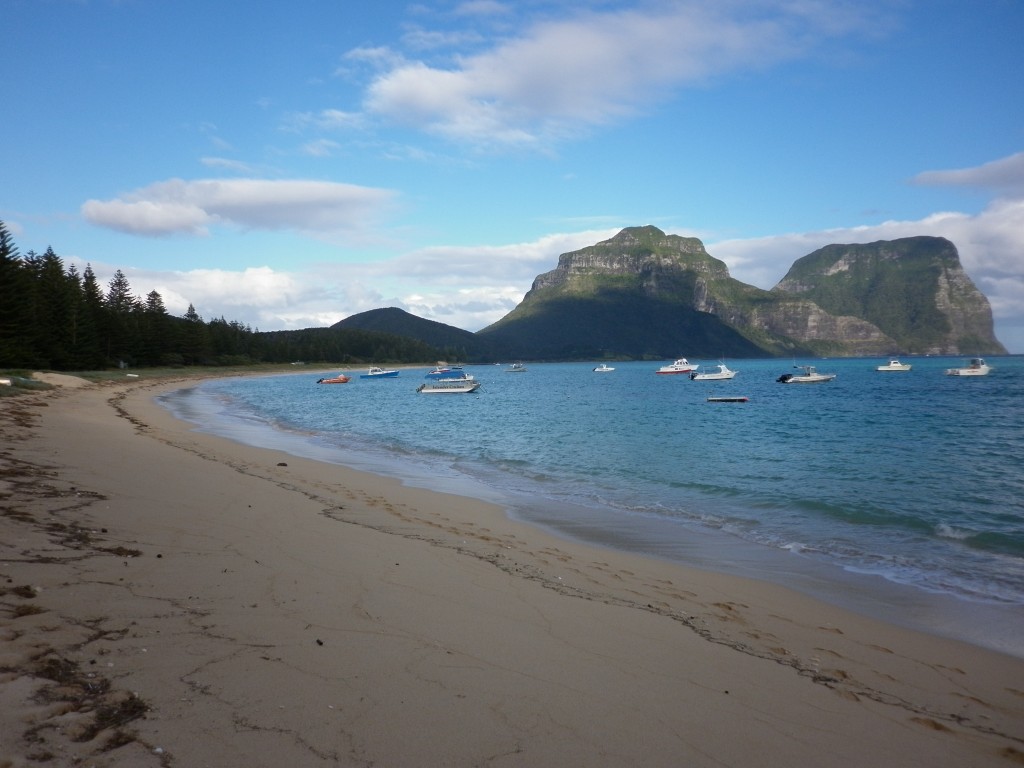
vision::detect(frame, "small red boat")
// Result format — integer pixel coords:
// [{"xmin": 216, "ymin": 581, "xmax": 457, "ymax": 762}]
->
[{"xmin": 316, "ymin": 374, "xmax": 350, "ymax": 384}]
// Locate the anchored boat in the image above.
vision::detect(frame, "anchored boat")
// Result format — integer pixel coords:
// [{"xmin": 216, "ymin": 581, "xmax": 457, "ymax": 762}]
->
[
  {"xmin": 656, "ymin": 358, "xmax": 697, "ymax": 375},
  {"xmin": 417, "ymin": 375, "xmax": 481, "ymax": 394},
  {"xmin": 945, "ymin": 358, "xmax": 991, "ymax": 376},
  {"xmin": 777, "ymin": 365, "xmax": 836, "ymax": 384}
]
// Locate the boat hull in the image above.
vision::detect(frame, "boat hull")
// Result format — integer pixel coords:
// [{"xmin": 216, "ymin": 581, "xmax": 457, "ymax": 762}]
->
[{"xmin": 778, "ymin": 374, "xmax": 836, "ymax": 383}]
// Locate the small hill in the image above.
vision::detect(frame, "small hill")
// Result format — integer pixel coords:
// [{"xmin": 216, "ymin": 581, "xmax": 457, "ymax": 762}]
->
[{"xmin": 333, "ymin": 308, "xmax": 490, "ymax": 361}]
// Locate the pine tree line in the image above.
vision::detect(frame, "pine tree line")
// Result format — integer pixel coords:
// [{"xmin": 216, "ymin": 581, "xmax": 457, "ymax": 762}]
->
[{"xmin": 0, "ymin": 221, "xmax": 443, "ymax": 371}]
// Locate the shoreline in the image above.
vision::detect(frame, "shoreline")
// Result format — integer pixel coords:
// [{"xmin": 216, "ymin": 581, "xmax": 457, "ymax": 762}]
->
[{"xmin": 2, "ymin": 375, "xmax": 1023, "ymax": 766}]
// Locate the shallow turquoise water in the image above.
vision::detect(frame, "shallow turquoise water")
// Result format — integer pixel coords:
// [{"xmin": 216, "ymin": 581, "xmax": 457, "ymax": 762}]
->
[{"xmin": 160, "ymin": 356, "xmax": 1024, "ymax": 654}]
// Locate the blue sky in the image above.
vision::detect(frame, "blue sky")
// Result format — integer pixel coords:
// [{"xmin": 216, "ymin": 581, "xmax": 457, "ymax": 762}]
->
[{"xmin": 5, "ymin": 0, "xmax": 1024, "ymax": 350}]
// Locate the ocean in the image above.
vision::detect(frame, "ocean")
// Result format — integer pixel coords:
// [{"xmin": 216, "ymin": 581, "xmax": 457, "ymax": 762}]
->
[{"xmin": 158, "ymin": 356, "xmax": 1024, "ymax": 657}]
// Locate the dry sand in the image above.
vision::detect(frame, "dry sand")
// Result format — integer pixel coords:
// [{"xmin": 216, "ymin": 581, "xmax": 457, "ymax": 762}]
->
[{"xmin": 2, "ymin": 373, "xmax": 1023, "ymax": 767}]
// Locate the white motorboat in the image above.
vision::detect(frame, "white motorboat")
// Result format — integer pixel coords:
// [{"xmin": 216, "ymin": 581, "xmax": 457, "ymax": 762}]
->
[
  {"xmin": 656, "ymin": 358, "xmax": 697, "ymax": 375},
  {"xmin": 361, "ymin": 366, "xmax": 399, "ymax": 379},
  {"xmin": 416, "ymin": 375, "xmax": 481, "ymax": 393},
  {"xmin": 593, "ymin": 363, "xmax": 615, "ymax": 372},
  {"xmin": 945, "ymin": 358, "xmax": 991, "ymax": 376},
  {"xmin": 690, "ymin": 363, "xmax": 737, "ymax": 381},
  {"xmin": 777, "ymin": 365, "xmax": 836, "ymax": 384},
  {"xmin": 506, "ymin": 362, "xmax": 527, "ymax": 372},
  {"xmin": 876, "ymin": 359, "xmax": 912, "ymax": 371}
]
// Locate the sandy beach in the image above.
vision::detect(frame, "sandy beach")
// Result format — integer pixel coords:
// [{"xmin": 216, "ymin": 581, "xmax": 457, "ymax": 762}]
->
[{"xmin": 2, "ymin": 374, "xmax": 1023, "ymax": 767}]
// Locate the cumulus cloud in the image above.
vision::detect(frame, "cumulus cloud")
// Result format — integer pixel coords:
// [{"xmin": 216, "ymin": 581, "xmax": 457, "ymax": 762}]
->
[
  {"xmin": 358, "ymin": 2, "xmax": 887, "ymax": 147},
  {"xmin": 375, "ymin": 229, "xmax": 617, "ymax": 285},
  {"xmin": 81, "ymin": 178, "xmax": 396, "ymax": 238}
]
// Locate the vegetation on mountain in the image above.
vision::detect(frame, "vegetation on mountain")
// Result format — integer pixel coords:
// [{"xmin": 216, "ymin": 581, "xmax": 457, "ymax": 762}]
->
[
  {"xmin": 333, "ymin": 308, "xmax": 491, "ymax": 362},
  {"xmin": 772, "ymin": 237, "xmax": 1005, "ymax": 355},
  {"xmin": 476, "ymin": 226, "xmax": 772, "ymax": 359}
]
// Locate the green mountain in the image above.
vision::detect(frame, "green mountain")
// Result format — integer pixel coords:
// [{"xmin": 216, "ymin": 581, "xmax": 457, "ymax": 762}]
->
[
  {"xmin": 333, "ymin": 307, "xmax": 491, "ymax": 361},
  {"xmin": 771, "ymin": 237, "xmax": 1006, "ymax": 355},
  {"xmin": 476, "ymin": 226, "xmax": 771, "ymax": 359}
]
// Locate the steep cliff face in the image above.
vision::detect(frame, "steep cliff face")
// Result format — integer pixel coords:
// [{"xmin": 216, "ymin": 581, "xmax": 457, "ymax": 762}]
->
[
  {"xmin": 772, "ymin": 237, "xmax": 1005, "ymax": 355},
  {"xmin": 529, "ymin": 225, "xmax": 729, "ymax": 298}
]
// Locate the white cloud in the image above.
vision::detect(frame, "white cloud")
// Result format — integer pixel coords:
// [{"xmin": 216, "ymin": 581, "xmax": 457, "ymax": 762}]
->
[
  {"xmin": 286, "ymin": 108, "xmax": 366, "ymax": 132},
  {"xmin": 913, "ymin": 152, "xmax": 1024, "ymax": 197},
  {"xmin": 453, "ymin": 0, "xmax": 512, "ymax": 18},
  {"xmin": 376, "ymin": 229, "xmax": 617, "ymax": 285},
  {"xmin": 200, "ymin": 157, "xmax": 259, "ymax": 174},
  {"xmin": 81, "ymin": 178, "xmax": 396, "ymax": 238},
  {"xmin": 301, "ymin": 139, "xmax": 341, "ymax": 157},
  {"xmin": 358, "ymin": 3, "xmax": 888, "ymax": 147}
]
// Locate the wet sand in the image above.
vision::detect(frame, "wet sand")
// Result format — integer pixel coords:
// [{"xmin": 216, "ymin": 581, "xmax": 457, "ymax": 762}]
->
[{"xmin": 2, "ymin": 373, "xmax": 1023, "ymax": 766}]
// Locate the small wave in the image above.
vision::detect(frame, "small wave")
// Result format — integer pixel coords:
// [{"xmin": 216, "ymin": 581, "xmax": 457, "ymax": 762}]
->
[{"xmin": 936, "ymin": 523, "xmax": 973, "ymax": 541}]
